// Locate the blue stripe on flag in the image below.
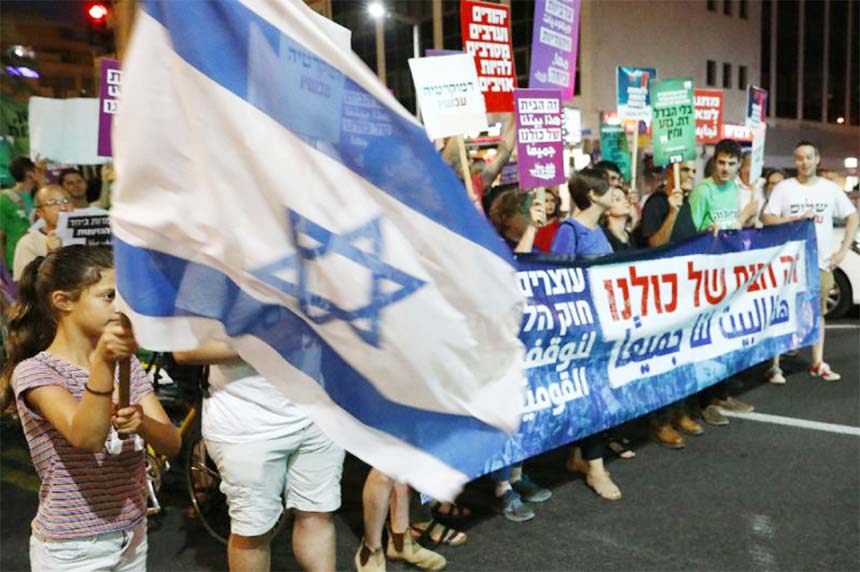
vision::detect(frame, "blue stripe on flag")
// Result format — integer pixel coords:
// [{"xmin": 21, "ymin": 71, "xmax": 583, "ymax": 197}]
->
[
  {"xmin": 113, "ymin": 237, "xmax": 510, "ymax": 475},
  {"xmin": 142, "ymin": 0, "xmax": 511, "ymax": 263}
]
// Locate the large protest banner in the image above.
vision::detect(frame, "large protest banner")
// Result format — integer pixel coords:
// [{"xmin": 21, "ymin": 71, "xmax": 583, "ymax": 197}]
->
[
  {"xmin": 599, "ymin": 124, "xmax": 632, "ymax": 182},
  {"xmin": 514, "ymin": 89, "xmax": 565, "ymax": 188},
  {"xmin": 651, "ymin": 77, "xmax": 696, "ymax": 166},
  {"xmin": 746, "ymin": 85, "xmax": 768, "ymax": 182},
  {"xmin": 461, "ymin": 0, "xmax": 516, "ymax": 112},
  {"xmin": 528, "ymin": 0, "xmax": 581, "ymax": 101},
  {"xmin": 98, "ymin": 59, "xmax": 121, "ymax": 157},
  {"xmin": 409, "ymin": 54, "xmax": 488, "ymax": 140},
  {"xmin": 616, "ymin": 66, "xmax": 656, "ymax": 123},
  {"xmin": 473, "ymin": 221, "xmax": 820, "ymax": 477},
  {"xmin": 113, "ymin": 0, "xmax": 526, "ymax": 501},
  {"xmin": 694, "ymin": 88, "xmax": 723, "ymax": 145}
]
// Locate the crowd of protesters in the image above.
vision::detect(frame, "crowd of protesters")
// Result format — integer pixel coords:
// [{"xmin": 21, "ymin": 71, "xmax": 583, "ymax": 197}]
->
[{"xmin": 0, "ymin": 132, "xmax": 857, "ymax": 572}]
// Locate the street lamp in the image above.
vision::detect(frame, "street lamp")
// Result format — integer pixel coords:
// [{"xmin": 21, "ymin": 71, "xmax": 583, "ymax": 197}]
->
[{"xmin": 367, "ymin": 1, "xmax": 386, "ymax": 19}]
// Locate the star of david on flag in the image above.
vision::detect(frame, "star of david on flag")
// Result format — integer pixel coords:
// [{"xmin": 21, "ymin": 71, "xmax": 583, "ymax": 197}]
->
[{"xmin": 252, "ymin": 210, "xmax": 426, "ymax": 347}]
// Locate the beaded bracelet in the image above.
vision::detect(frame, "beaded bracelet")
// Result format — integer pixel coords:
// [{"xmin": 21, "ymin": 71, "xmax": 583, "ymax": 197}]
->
[{"xmin": 85, "ymin": 383, "xmax": 113, "ymax": 397}]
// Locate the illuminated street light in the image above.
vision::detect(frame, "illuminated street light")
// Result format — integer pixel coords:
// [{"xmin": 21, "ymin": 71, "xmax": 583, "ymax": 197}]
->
[
  {"xmin": 367, "ymin": 2, "xmax": 386, "ymax": 19},
  {"xmin": 836, "ymin": 117, "xmax": 845, "ymax": 124},
  {"xmin": 845, "ymin": 157, "xmax": 858, "ymax": 169}
]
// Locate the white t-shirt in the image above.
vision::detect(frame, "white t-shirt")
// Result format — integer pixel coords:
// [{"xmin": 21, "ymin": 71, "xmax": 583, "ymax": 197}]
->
[
  {"xmin": 12, "ymin": 230, "xmax": 47, "ymax": 281},
  {"xmin": 763, "ymin": 176, "xmax": 857, "ymax": 270},
  {"xmin": 202, "ymin": 361, "xmax": 312, "ymax": 444}
]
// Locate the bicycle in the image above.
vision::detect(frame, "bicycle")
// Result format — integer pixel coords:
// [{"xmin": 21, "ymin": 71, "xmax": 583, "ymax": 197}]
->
[{"xmin": 142, "ymin": 354, "xmax": 230, "ymax": 544}]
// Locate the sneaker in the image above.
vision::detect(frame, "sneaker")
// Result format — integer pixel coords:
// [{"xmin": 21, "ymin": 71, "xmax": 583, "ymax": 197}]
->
[
  {"xmin": 702, "ymin": 404, "xmax": 729, "ymax": 426},
  {"xmin": 652, "ymin": 423, "xmax": 685, "ymax": 448},
  {"xmin": 673, "ymin": 414, "xmax": 704, "ymax": 436},
  {"xmin": 810, "ymin": 362, "xmax": 841, "ymax": 381},
  {"xmin": 512, "ymin": 475, "xmax": 552, "ymax": 503},
  {"xmin": 766, "ymin": 367, "xmax": 786, "ymax": 384},
  {"xmin": 714, "ymin": 396, "xmax": 754, "ymax": 413},
  {"xmin": 499, "ymin": 489, "xmax": 535, "ymax": 522}
]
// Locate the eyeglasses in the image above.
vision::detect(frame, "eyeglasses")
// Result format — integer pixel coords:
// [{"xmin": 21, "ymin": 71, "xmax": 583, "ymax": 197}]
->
[{"xmin": 36, "ymin": 198, "xmax": 71, "ymax": 208}]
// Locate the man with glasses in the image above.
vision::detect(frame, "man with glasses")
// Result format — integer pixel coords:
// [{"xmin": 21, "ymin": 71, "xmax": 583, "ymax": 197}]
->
[{"xmin": 12, "ymin": 185, "xmax": 73, "ymax": 281}]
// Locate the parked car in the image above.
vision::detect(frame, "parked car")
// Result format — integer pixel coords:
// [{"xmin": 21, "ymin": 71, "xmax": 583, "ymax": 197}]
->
[{"xmin": 827, "ymin": 225, "xmax": 860, "ymax": 318}]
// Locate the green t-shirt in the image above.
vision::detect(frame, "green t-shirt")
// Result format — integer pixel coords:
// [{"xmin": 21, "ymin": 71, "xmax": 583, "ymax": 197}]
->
[
  {"xmin": 0, "ymin": 191, "xmax": 34, "ymax": 268},
  {"xmin": 689, "ymin": 178, "xmax": 739, "ymax": 231}
]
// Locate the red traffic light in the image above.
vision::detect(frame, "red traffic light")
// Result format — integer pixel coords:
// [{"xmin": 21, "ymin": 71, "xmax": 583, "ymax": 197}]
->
[{"xmin": 87, "ymin": 2, "xmax": 109, "ymax": 23}]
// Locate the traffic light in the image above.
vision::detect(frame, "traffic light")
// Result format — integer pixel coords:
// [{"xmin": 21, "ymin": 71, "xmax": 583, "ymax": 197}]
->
[
  {"xmin": 86, "ymin": 2, "xmax": 113, "ymax": 53},
  {"xmin": 87, "ymin": 2, "xmax": 110, "ymax": 28}
]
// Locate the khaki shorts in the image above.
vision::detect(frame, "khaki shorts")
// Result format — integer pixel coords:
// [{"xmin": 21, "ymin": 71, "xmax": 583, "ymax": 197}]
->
[
  {"xmin": 206, "ymin": 424, "xmax": 344, "ymax": 537},
  {"xmin": 820, "ymin": 270, "xmax": 835, "ymax": 315}
]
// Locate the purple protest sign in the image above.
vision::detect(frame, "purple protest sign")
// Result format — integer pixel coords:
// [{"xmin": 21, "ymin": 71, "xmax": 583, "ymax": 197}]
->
[
  {"xmin": 98, "ymin": 59, "xmax": 121, "ymax": 157},
  {"xmin": 514, "ymin": 89, "xmax": 565, "ymax": 189},
  {"xmin": 528, "ymin": 0, "xmax": 581, "ymax": 101}
]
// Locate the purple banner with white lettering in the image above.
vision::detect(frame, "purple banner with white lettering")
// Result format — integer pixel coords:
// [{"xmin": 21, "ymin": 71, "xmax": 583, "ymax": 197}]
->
[
  {"xmin": 528, "ymin": 0, "xmax": 581, "ymax": 101},
  {"xmin": 515, "ymin": 89, "xmax": 565, "ymax": 189},
  {"xmin": 98, "ymin": 59, "xmax": 121, "ymax": 157}
]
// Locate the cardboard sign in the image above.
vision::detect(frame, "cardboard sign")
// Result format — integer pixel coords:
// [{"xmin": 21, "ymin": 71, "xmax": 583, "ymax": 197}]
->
[
  {"xmin": 98, "ymin": 59, "xmax": 121, "ymax": 157},
  {"xmin": 745, "ymin": 86, "xmax": 768, "ymax": 182},
  {"xmin": 528, "ymin": 0, "xmax": 581, "ymax": 101},
  {"xmin": 616, "ymin": 66, "xmax": 656, "ymax": 123},
  {"xmin": 745, "ymin": 85, "xmax": 768, "ymax": 129},
  {"xmin": 599, "ymin": 124, "xmax": 632, "ymax": 182},
  {"xmin": 650, "ymin": 77, "xmax": 696, "ymax": 166},
  {"xmin": 460, "ymin": 0, "xmax": 517, "ymax": 112},
  {"xmin": 29, "ymin": 97, "xmax": 110, "ymax": 165},
  {"xmin": 409, "ymin": 54, "xmax": 488, "ymax": 139},
  {"xmin": 722, "ymin": 123, "xmax": 753, "ymax": 142},
  {"xmin": 514, "ymin": 89, "xmax": 565, "ymax": 188},
  {"xmin": 694, "ymin": 89, "xmax": 723, "ymax": 145},
  {"xmin": 56, "ymin": 208, "xmax": 111, "ymax": 246}
]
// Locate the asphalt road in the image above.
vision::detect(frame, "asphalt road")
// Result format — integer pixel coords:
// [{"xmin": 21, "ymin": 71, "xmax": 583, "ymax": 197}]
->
[{"xmin": 2, "ymin": 320, "xmax": 858, "ymax": 572}]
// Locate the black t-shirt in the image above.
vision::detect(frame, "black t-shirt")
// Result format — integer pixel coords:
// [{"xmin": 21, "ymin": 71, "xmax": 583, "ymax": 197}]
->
[
  {"xmin": 602, "ymin": 226, "xmax": 640, "ymax": 252},
  {"xmin": 638, "ymin": 188, "xmax": 698, "ymax": 245}
]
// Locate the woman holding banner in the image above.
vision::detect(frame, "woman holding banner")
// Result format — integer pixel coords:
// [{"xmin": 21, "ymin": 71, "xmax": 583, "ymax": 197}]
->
[{"xmin": 550, "ymin": 173, "xmax": 623, "ymax": 501}]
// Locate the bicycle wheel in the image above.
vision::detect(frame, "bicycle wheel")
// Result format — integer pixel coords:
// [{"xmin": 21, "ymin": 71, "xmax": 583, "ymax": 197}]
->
[{"xmin": 184, "ymin": 436, "xmax": 230, "ymax": 545}]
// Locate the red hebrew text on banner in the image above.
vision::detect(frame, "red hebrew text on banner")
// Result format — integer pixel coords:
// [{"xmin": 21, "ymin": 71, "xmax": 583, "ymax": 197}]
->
[{"xmin": 461, "ymin": 0, "xmax": 517, "ymax": 112}]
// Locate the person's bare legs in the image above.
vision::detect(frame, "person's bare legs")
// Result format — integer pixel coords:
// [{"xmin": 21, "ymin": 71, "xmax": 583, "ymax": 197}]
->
[
  {"xmin": 362, "ymin": 469, "xmax": 394, "ymax": 551},
  {"xmin": 812, "ymin": 316, "xmax": 825, "ymax": 365},
  {"xmin": 293, "ymin": 511, "xmax": 335, "ymax": 572},
  {"xmin": 388, "ymin": 482, "xmax": 410, "ymax": 536},
  {"xmin": 228, "ymin": 531, "xmax": 272, "ymax": 572}
]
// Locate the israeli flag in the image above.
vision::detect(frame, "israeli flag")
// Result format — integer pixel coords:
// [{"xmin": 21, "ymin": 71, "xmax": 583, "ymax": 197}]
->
[{"xmin": 111, "ymin": 0, "xmax": 525, "ymax": 499}]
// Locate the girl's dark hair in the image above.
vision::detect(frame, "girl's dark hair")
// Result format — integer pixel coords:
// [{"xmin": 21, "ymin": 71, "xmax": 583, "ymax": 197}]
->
[
  {"xmin": 569, "ymin": 174, "xmax": 610, "ymax": 211},
  {"xmin": 1, "ymin": 246, "xmax": 114, "ymax": 411}
]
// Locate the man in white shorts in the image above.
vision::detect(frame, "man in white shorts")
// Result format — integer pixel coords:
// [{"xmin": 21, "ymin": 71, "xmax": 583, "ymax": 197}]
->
[
  {"xmin": 761, "ymin": 140, "xmax": 859, "ymax": 382},
  {"xmin": 175, "ymin": 341, "xmax": 344, "ymax": 572}
]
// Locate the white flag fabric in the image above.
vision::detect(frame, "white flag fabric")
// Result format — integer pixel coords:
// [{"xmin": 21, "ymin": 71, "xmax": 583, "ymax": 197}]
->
[{"xmin": 111, "ymin": 0, "xmax": 525, "ymax": 499}]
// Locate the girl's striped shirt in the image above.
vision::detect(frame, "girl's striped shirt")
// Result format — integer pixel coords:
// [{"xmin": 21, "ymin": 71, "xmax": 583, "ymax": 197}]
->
[{"xmin": 12, "ymin": 352, "xmax": 153, "ymax": 539}]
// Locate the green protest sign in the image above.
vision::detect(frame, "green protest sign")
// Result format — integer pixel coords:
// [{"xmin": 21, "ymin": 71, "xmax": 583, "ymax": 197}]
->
[
  {"xmin": 599, "ymin": 124, "xmax": 632, "ymax": 182},
  {"xmin": 0, "ymin": 96, "xmax": 30, "ymax": 157},
  {"xmin": 650, "ymin": 77, "xmax": 696, "ymax": 166}
]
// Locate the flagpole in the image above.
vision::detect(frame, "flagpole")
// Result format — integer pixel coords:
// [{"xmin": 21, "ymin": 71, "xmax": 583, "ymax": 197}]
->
[{"xmin": 630, "ymin": 120, "xmax": 639, "ymax": 191}]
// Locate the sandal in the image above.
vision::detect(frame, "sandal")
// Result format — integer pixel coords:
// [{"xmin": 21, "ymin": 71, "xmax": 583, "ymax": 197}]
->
[
  {"xmin": 586, "ymin": 472, "xmax": 622, "ymax": 501},
  {"xmin": 410, "ymin": 520, "xmax": 468, "ymax": 547},
  {"xmin": 428, "ymin": 501, "xmax": 472, "ymax": 520},
  {"xmin": 607, "ymin": 437, "xmax": 636, "ymax": 460}
]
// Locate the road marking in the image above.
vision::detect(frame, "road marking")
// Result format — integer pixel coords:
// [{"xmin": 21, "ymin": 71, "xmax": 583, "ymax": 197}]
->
[
  {"xmin": 825, "ymin": 324, "xmax": 860, "ymax": 330},
  {"xmin": 722, "ymin": 410, "xmax": 860, "ymax": 436}
]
